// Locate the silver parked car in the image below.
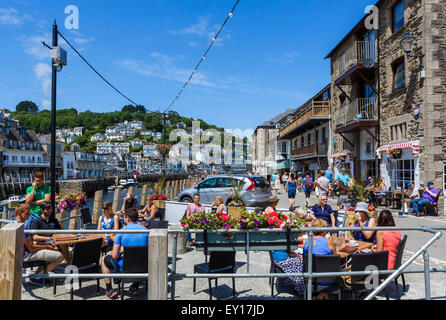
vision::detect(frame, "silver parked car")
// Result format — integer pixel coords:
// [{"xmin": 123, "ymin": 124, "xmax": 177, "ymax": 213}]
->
[{"xmin": 177, "ymin": 174, "xmax": 272, "ymax": 207}]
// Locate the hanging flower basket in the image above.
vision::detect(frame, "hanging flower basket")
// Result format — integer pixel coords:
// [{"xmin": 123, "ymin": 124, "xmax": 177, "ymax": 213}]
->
[
  {"xmin": 386, "ymin": 148, "xmax": 402, "ymax": 159},
  {"xmin": 56, "ymin": 192, "xmax": 87, "ymax": 213}
]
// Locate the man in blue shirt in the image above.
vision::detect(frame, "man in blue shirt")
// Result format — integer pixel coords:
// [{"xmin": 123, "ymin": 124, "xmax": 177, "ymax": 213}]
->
[
  {"xmin": 325, "ymin": 168, "xmax": 334, "ymax": 184},
  {"xmin": 102, "ymin": 208, "xmax": 148, "ymax": 299},
  {"xmin": 309, "ymin": 194, "xmax": 335, "ymax": 227}
]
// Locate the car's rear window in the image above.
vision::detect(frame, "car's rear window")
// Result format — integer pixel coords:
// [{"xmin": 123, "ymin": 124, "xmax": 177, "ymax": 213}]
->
[{"xmin": 251, "ymin": 177, "xmax": 270, "ymax": 188}]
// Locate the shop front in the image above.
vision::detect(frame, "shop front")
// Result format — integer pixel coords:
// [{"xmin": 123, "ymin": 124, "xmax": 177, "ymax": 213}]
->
[
  {"xmin": 332, "ymin": 151, "xmax": 354, "ymax": 178},
  {"xmin": 377, "ymin": 141, "xmax": 420, "ymax": 190}
]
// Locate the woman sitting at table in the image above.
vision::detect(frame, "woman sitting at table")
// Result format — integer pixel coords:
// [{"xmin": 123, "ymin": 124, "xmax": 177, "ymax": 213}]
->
[
  {"xmin": 98, "ymin": 201, "xmax": 119, "ymax": 248},
  {"xmin": 352, "ymin": 202, "xmax": 377, "ymax": 244},
  {"xmin": 138, "ymin": 195, "xmax": 159, "ymax": 221},
  {"xmin": 374, "ymin": 210, "xmax": 401, "ymax": 270},
  {"xmin": 303, "ymin": 219, "xmax": 336, "ymax": 255},
  {"xmin": 210, "ymin": 196, "xmax": 226, "ymax": 214},
  {"xmin": 271, "ymin": 211, "xmax": 305, "ymax": 296}
]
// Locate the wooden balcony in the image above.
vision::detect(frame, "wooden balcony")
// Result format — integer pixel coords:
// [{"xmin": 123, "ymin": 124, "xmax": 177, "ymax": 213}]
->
[
  {"xmin": 279, "ymin": 101, "xmax": 330, "ymax": 139},
  {"xmin": 333, "ymin": 41, "xmax": 377, "ymax": 85},
  {"xmin": 291, "ymin": 139, "xmax": 328, "ymax": 159},
  {"xmin": 335, "ymin": 98, "xmax": 378, "ymax": 134}
]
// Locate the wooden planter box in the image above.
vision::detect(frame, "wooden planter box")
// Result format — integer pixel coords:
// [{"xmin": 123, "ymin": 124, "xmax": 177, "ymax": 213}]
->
[
  {"xmin": 153, "ymin": 200, "xmax": 165, "ymax": 209},
  {"xmin": 195, "ymin": 229, "xmax": 299, "ymax": 252},
  {"xmin": 227, "ymin": 206, "xmax": 244, "ymax": 218}
]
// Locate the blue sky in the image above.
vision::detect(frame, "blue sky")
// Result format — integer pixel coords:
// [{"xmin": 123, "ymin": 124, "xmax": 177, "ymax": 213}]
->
[{"xmin": 0, "ymin": 0, "xmax": 374, "ymax": 132}]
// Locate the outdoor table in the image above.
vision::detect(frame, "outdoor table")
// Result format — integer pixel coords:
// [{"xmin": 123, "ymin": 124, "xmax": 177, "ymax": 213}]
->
[
  {"xmin": 299, "ymin": 239, "xmax": 373, "ymax": 259},
  {"xmin": 53, "ymin": 233, "xmax": 110, "ymax": 246},
  {"xmin": 393, "ymin": 191, "xmax": 405, "ymax": 211}
]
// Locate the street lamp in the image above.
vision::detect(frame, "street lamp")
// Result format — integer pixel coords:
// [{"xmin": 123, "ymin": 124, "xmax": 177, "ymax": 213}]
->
[{"xmin": 400, "ymin": 32, "xmax": 425, "ymax": 79}]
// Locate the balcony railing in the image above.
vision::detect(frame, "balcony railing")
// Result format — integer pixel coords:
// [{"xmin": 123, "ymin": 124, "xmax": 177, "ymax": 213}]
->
[
  {"xmin": 333, "ymin": 41, "xmax": 376, "ymax": 79},
  {"xmin": 335, "ymin": 98, "xmax": 377, "ymax": 129},
  {"xmin": 279, "ymin": 101, "xmax": 330, "ymax": 138},
  {"xmin": 291, "ymin": 139, "xmax": 328, "ymax": 159},
  {"xmin": 2, "ymin": 160, "xmax": 51, "ymax": 167}
]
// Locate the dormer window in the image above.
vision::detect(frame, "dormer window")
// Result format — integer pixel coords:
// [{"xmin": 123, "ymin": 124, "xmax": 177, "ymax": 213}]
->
[
  {"xmin": 29, "ymin": 142, "xmax": 34, "ymax": 150},
  {"xmin": 21, "ymin": 142, "xmax": 26, "ymax": 149},
  {"xmin": 3, "ymin": 140, "xmax": 9, "ymax": 148}
]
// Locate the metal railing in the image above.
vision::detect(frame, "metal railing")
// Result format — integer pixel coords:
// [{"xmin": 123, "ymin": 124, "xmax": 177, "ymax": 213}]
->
[
  {"xmin": 168, "ymin": 225, "xmax": 444, "ymax": 301},
  {"xmin": 333, "ymin": 41, "xmax": 376, "ymax": 79},
  {"xmin": 335, "ymin": 98, "xmax": 377, "ymax": 128},
  {"xmin": 4, "ymin": 223, "xmax": 444, "ymax": 300}
]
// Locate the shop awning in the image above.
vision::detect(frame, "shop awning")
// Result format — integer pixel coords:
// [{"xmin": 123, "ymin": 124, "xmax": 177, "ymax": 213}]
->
[{"xmin": 377, "ymin": 140, "xmax": 420, "ymax": 156}]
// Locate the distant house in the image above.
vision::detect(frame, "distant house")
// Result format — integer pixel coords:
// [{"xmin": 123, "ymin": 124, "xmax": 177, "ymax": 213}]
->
[
  {"xmin": 128, "ymin": 121, "xmax": 144, "ymax": 130},
  {"xmin": 70, "ymin": 143, "xmax": 80, "ymax": 152},
  {"xmin": 131, "ymin": 138, "xmax": 144, "ymax": 148},
  {"xmin": 177, "ymin": 122, "xmax": 186, "ymax": 129},
  {"xmin": 143, "ymin": 144, "xmax": 160, "ymax": 158},
  {"xmin": 90, "ymin": 133, "xmax": 106, "ymax": 142},
  {"xmin": 141, "ymin": 130, "xmax": 152, "ymax": 137},
  {"xmin": 106, "ymin": 126, "xmax": 117, "ymax": 134},
  {"xmin": 106, "ymin": 132, "xmax": 125, "ymax": 141},
  {"xmin": 152, "ymin": 132, "xmax": 162, "ymax": 140}
]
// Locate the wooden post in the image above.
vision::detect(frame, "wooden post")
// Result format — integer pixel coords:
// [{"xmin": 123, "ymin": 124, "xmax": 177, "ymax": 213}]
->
[
  {"xmin": 112, "ymin": 187, "xmax": 121, "ymax": 213},
  {"xmin": 68, "ymin": 208, "xmax": 79, "ymax": 230},
  {"xmin": 165, "ymin": 180, "xmax": 171, "ymax": 200},
  {"xmin": 0, "ymin": 223, "xmax": 23, "ymax": 300},
  {"xmin": 128, "ymin": 186, "xmax": 134, "ymax": 195},
  {"xmin": 148, "ymin": 229, "xmax": 168, "ymax": 300},
  {"xmin": 140, "ymin": 184, "xmax": 148, "ymax": 207},
  {"xmin": 172, "ymin": 180, "xmax": 178, "ymax": 200},
  {"xmin": 92, "ymin": 190, "xmax": 102, "ymax": 224}
]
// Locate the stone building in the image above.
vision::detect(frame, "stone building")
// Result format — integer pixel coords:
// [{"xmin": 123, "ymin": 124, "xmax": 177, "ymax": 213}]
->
[
  {"xmin": 278, "ymin": 86, "xmax": 331, "ymax": 179},
  {"xmin": 326, "ymin": 0, "xmax": 446, "ymax": 214}
]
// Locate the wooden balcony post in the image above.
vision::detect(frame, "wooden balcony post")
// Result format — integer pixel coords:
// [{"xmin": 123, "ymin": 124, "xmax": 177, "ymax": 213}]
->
[{"xmin": 0, "ymin": 223, "xmax": 23, "ymax": 300}]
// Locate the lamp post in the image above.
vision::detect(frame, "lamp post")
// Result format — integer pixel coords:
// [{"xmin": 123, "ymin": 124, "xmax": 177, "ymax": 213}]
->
[{"xmin": 400, "ymin": 32, "xmax": 425, "ymax": 78}]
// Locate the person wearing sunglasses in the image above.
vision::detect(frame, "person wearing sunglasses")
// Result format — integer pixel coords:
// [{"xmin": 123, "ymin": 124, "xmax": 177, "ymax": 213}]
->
[
  {"xmin": 98, "ymin": 201, "xmax": 120, "ymax": 248},
  {"xmin": 138, "ymin": 194, "xmax": 159, "ymax": 221}
]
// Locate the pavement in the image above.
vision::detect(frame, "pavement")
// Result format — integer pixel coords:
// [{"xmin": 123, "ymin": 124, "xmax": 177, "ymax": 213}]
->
[{"xmin": 21, "ymin": 185, "xmax": 446, "ymax": 300}]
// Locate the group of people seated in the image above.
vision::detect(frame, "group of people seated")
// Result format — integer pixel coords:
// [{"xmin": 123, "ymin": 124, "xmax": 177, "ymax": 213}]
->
[
  {"xmin": 271, "ymin": 203, "xmax": 402, "ymax": 299},
  {"xmin": 18, "ymin": 187, "xmax": 161, "ymax": 299}
]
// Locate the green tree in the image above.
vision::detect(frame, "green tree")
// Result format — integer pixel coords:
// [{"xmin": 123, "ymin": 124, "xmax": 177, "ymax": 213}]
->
[
  {"xmin": 122, "ymin": 105, "xmax": 135, "ymax": 113},
  {"xmin": 16, "ymin": 101, "xmax": 39, "ymax": 113}
]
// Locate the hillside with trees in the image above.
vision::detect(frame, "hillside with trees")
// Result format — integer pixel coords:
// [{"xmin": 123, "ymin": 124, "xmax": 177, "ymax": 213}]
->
[{"xmin": 10, "ymin": 102, "xmax": 224, "ymax": 153}]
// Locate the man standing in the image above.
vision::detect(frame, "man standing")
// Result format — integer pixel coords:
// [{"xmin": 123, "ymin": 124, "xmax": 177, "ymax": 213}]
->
[
  {"xmin": 25, "ymin": 172, "xmax": 51, "ymax": 229},
  {"xmin": 335, "ymin": 168, "xmax": 351, "ymax": 195},
  {"xmin": 324, "ymin": 168, "xmax": 334, "ymax": 184},
  {"xmin": 101, "ymin": 208, "xmax": 148, "ymax": 299},
  {"xmin": 411, "ymin": 182, "xmax": 439, "ymax": 216},
  {"xmin": 30, "ymin": 202, "xmax": 70, "ymax": 263},
  {"xmin": 316, "ymin": 170, "xmax": 331, "ymax": 198}
]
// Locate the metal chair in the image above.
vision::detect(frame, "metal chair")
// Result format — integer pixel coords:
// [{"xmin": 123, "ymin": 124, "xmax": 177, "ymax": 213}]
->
[
  {"xmin": 392, "ymin": 234, "xmax": 407, "ymax": 299},
  {"xmin": 193, "ymin": 251, "xmax": 237, "ymax": 300},
  {"xmin": 80, "ymin": 208, "xmax": 98, "ymax": 229},
  {"xmin": 117, "ymin": 246, "xmax": 148, "ymax": 300},
  {"xmin": 268, "ymin": 251, "xmax": 285, "ymax": 296},
  {"xmin": 350, "ymin": 251, "xmax": 390, "ymax": 300},
  {"xmin": 303, "ymin": 254, "xmax": 343, "ymax": 300},
  {"xmin": 53, "ymin": 237, "xmax": 103, "ymax": 300},
  {"xmin": 423, "ymin": 191, "xmax": 441, "ymax": 216}
]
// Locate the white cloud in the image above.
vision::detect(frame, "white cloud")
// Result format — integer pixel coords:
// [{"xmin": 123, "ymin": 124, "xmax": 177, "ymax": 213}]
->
[
  {"xmin": 168, "ymin": 17, "xmax": 209, "ymax": 36},
  {"xmin": 33, "ymin": 62, "xmax": 51, "ymax": 96},
  {"xmin": 74, "ymin": 37, "xmax": 94, "ymax": 45},
  {"xmin": 169, "ymin": 17, "xmax": 232, "ymax": 47},
  {"xmin": 41, "ymin": 99, "xmax": 51, "ymax": 110},
  {"xmin": 117, "ymin": 53, "xmax": 216, "ymax": 88},
  {"xmin": 0, "ymin": 7, "xmax": 32, "ymax": 26},
  {"xmin": 266, "ymin": 50, "xmax": 300, "ymax": 64}
]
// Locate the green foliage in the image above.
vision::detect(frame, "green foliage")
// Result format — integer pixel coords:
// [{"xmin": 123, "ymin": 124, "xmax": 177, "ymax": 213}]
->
[
  {"xmin": 16, "ymin": 101, "xmax": 39, "ymax": 113},
  {"xmin": 227, "ymin": 177, "xmax": 246, "ymax": 207}
]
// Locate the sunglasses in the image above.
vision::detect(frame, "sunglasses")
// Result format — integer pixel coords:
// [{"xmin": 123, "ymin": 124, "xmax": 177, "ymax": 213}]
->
[{"xmin": 102, "ymin": 207, "xmax": 109, "ymax": 210}]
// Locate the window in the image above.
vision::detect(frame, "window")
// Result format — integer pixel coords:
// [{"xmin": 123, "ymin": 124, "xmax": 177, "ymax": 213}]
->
[
  {"xmin": 340, "ymin": 53, "xmax": 346, "ymax": 73},
  {"xmin": 198, "ymin": 178, "xmax": 217, "ymax": 189},
  {"xmin": 393, "ymin": 59, "xmax": 405, "ymax": 89},
  {"xmin": 391, "ymin": 123, "xmax": 407, "ymax": 141},
  {"xmin": 390, "ymin": 159, "xmax": 414, "ymax": 190},
  {"xmin": 21, "ymin": 156, "xmax": 25, "ymax": 162},
  {"xmin": 393, "ymin": 0, "xmax": 405, "ymax": 32}
]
